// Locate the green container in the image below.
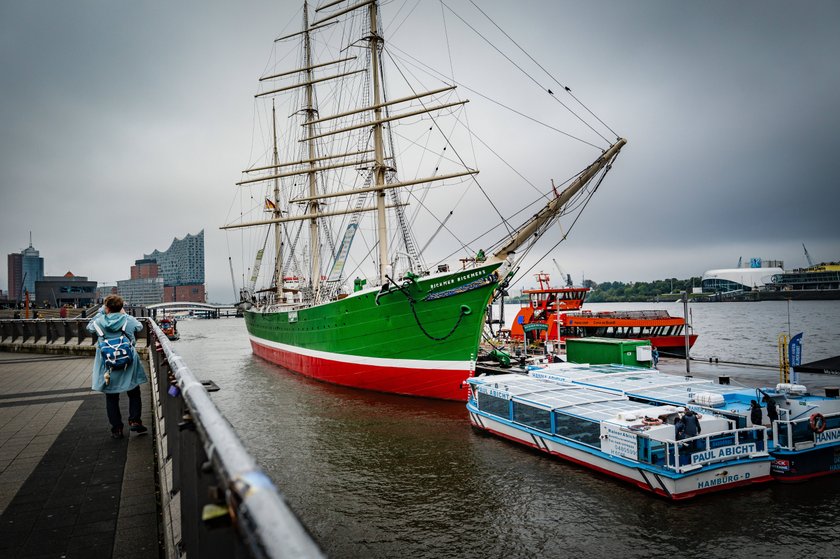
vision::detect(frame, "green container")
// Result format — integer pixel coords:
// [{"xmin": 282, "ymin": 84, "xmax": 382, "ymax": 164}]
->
[{"xmin": 566, "ymin": 337, "xmax": 653, "ymax": 368}]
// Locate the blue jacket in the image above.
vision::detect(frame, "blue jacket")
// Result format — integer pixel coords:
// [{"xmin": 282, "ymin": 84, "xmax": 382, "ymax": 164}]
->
[{"xmin": 87, "ymin": 310, "xmax": 148, "ymax": 394}]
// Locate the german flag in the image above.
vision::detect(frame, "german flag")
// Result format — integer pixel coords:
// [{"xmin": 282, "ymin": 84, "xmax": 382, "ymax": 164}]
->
[{"xmin": 264, "ymin": 198, "xmax": 277, "ymax": 211}]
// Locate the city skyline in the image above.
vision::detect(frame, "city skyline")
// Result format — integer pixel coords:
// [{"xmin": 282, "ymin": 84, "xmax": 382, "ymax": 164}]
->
[
  {"xmin": 1, "ymin": 1, "xmax": 838, "ymax": 302},
  {"xmin": 4, "ymin": 231, "xmax": 205, "ymax": 304}
]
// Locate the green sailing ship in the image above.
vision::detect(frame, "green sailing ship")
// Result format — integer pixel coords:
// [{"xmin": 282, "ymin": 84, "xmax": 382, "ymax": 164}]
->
[{"xmin": 222, "ymin": 0, "xmax": 626, "ymax": 400}]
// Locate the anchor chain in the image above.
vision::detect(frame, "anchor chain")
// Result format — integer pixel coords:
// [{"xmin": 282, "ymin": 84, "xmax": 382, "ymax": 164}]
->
[{"xmin": 381, "ymin": 275, "xmax": 471, "ymax": 341}]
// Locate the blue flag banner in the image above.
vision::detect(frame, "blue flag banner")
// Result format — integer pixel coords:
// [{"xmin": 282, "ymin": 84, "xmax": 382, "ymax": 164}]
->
[{"xmin": 789, "ymin": 332, "xmax": 803, "ymax": 367}]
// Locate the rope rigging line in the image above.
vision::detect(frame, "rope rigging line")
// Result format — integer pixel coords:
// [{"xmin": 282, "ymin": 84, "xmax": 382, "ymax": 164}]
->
[
  {"xmin": 432, "ymin": 169, "xmax": 585, "ymax": 267},
  {"xmin": 388, "ymin": 43, "xmax": 602, "ymax": 151},
  {"xmin": 505, "ymin": 158, "xmax": 616, "ymax": 290},
  {"xmin": 450, "ymin": 111, "xmax": 549, "ymax": 199},
  {"xmin": 440, "ymin": 0, "xmax": 610, "ymax": 145},
  {"xmin": 465, "ymin": 0, "xmax": 619, "ymax": 140},
  {"xmin": 382, "ymin": 47, "xmax": 515, "ymax": 238}
]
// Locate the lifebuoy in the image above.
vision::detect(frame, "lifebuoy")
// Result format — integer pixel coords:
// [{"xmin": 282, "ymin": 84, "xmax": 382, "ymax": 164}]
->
[
  {"xmin": 642, "ymin": 417, "xmax": 663, "ymax": 426},
  {"xmin": 809, "ymin": 413, "xmax": 826, "ymax": 433}
]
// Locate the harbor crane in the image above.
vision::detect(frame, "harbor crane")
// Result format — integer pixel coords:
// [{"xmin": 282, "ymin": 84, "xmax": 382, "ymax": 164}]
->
[
  {"xmin": 802, "ymin": 243, "xmax": 814, "ymax": 267},
  {"xmin": 552, "ymin": 259, "xmax": 573, "ymax": 287}
]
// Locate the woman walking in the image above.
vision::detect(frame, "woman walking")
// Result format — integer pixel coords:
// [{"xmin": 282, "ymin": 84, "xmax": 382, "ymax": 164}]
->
[{"xmin": 87, "ymin": 295, "xmax": 148, "ymax": 438}]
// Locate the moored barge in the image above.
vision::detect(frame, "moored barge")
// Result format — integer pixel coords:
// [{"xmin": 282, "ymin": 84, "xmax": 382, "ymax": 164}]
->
[
  {"xmin": 528, "ymin": 362, "xmax": 840, "ymax": 482},
  {"xmin": 466, "ymin": 373, "xmax": 772, "ymax": 499}
]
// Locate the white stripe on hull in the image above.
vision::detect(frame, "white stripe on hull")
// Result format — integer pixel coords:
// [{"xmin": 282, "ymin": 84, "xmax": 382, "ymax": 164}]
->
[{"xmin": 249, "ymin": 335, "xmax": 474, "ymax": 371}]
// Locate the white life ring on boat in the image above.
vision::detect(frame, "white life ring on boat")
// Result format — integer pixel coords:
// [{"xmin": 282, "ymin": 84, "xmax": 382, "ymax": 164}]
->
[
  {"xmin": 642, "ymin": 417, "xmax": 663, "ymax": 426},
  {"xmin": 809, "ymin": 413, "xmax": 826, "ymax": 433}
]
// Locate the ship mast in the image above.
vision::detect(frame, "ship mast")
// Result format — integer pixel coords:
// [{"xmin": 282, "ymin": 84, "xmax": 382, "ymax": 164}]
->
[
  {"xmin": 271, "ymin": 101, "xmax": 283, "ymax": 300},
  {"xmin": 223, "ymin": 0, "xmax": 480, "ymax": 288},
  {"xmin": 303, "ymin": 1, "xmax": 321, "ymax": 298},
  {"xmin": 368, "ymin": 1, "xmax": 388, "ymax": 283}
]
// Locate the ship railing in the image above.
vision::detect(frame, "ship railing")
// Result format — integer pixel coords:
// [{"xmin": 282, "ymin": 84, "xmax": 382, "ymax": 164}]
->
[
  {"xmin": 147, "ymin": 319, "xmax": 323, "ymax": 559},
  {"xmin": 663, "ymin": 427, "xmax": 769, "ymax": 473},
  {"xmin": 773, "ymin": 410, "xmax": 840, "ymax": 451}
]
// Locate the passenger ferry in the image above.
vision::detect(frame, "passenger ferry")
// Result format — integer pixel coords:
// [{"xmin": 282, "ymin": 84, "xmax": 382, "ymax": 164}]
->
[
  {"xmin": 466, "ymin": 373, "xmax": 772, "ymax": 499},
  {"xmin": 529, "ymin": 362, "xmax": 840, "ymax": 482},
  {"xmin": 555, "ymin": 310, "xmax": 697, "ymax": 357}
]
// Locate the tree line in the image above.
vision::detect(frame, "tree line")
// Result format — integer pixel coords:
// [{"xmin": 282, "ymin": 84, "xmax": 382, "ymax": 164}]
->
[
  {"xmin": 504, "ymin": 277, "xmax": 704, "ymax": 304},
  {"xmin": 583, "ymin": 277, "xmax": 702, "ymax": 302}
]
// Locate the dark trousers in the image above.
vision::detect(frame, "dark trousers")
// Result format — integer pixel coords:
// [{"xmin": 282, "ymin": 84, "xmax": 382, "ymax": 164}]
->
[{"xmin": 105, "ymin": 386, "xmax": 141, "ymax": 430}]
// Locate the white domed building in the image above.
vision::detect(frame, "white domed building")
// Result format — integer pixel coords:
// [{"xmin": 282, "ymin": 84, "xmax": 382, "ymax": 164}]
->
[{"xmin": 701, "ymin": 260, "xmax": 784, "ymax": 293}]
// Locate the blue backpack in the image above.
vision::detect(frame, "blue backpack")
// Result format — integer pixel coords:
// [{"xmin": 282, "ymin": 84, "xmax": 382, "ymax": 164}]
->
[{"xmin": 93, "ymin": 321, "xmax": 134, "ymax": 370}]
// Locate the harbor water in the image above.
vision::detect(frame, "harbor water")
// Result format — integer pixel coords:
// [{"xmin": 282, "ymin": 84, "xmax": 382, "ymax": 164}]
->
[{"xmin": 173, "ymin": 301, "xmax": 840, "ymax": 558}]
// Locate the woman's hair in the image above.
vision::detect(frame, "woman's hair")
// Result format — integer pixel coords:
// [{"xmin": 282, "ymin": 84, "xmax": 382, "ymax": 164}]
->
[{"xmin": 104, "ymin": 295, "xmax": 125, "ymax": 313}]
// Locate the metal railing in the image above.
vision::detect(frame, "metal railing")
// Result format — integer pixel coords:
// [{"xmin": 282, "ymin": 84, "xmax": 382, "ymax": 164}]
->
[
  {"xmin": 664, "ymin": 427, "xmax": 769, "ymax": 472},
  {"xmin": 774, "ymin": 410, "xmax": 840, "ymax": 451},
  {"xmin": 147, "ymin": 319, "xmax": 323, "ymax": 558}
]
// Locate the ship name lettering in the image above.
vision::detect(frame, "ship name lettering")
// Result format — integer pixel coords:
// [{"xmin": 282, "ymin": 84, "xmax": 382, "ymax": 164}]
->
[
  {"xmin": 815, "ymin": 428, "xmax": 840, "ymax": 444},
  {"xmin": 691, "ymin": 443, "xmax": 755, "ymax": 464},
  {"xmin": 697, "ymin": 474, "xmax": 740, "ymax": 489},
  {"xmin": 429, "ymin": 270, "xmax": 484, "ymax": 291}
]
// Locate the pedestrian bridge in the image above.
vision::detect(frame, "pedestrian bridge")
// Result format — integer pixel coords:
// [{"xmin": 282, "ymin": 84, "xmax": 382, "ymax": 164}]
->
[{"xmin": 145, "ymin": 302, "xmax": 239, "ymax": 318}]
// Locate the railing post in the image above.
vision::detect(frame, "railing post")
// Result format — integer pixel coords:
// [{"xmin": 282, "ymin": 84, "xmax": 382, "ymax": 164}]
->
[
  {"xmin": 162, "ymin": 361, "xmax": 183, "ymax": 493},
  {"xmin": 178, "ymin": 415, "xmax": 240, "ymax": 558}
]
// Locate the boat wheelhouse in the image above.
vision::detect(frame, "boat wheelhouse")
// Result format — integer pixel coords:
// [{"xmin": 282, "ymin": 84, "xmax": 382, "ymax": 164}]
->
[
  {"xmin": 529, "ymin": 362, "xmax": 840, "ymax": 482},
  {"xmin": 508, "ymin": 272, "xmax": 589, "ymax": 340},
  {"xmin": 466, "ymin": 373, "xmax": 772, "ymax": 499}
]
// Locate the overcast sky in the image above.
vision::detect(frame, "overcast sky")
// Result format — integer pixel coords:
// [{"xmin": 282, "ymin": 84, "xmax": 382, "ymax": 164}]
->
[{"xmin": 2, "ymin": 0, "xmax": 838, "ymax": 302}]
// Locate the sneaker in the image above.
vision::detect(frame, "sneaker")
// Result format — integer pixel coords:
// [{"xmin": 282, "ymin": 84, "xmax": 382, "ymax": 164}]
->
[
  {"xmin": 129, "ymin": 421, "xmax": 148, "ymax": 434},
  {"xmin": 111, "ymin": 427, "xmax": 124, "ymax": 439}
]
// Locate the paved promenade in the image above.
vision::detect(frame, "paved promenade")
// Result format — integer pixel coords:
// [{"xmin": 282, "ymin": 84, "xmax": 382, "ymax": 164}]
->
[{"xmin": 0, "ymin": 352, "xmax": 159, "ymax": 558}]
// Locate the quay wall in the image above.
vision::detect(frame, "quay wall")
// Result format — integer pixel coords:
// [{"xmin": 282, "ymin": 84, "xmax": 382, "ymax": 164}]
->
[{"xmin": 0, "ymin": 318, "xmax": 150, "ymax": 358}]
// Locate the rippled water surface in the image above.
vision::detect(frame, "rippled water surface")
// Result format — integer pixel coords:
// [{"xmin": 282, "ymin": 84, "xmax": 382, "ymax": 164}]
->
[{"xmin": 172, "ymin": 301, "xmax": 840, "ymax": 558}]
